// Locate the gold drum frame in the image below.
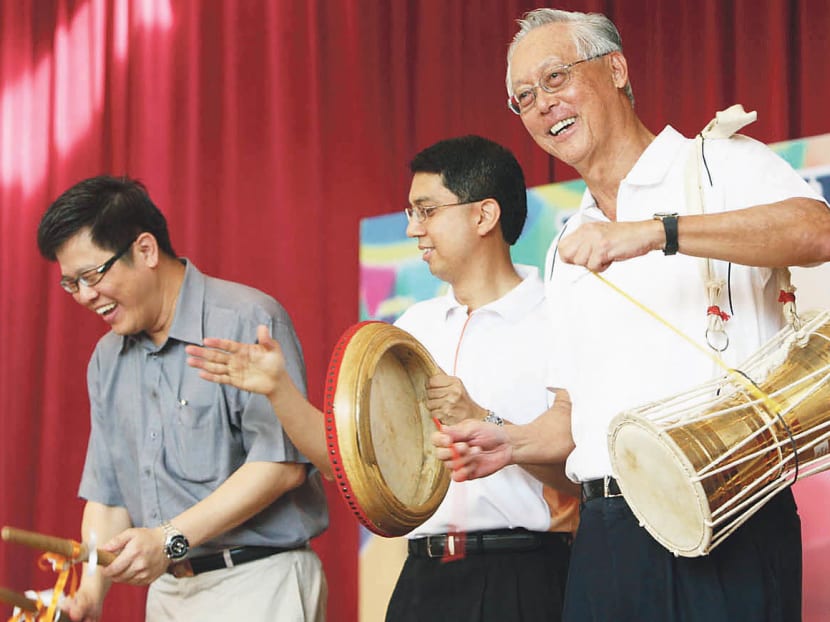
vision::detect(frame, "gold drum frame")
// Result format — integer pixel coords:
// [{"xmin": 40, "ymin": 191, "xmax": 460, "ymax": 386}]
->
[{"xmin": 325, "ymin": 321, "xmax": 450, "ymax": 537}]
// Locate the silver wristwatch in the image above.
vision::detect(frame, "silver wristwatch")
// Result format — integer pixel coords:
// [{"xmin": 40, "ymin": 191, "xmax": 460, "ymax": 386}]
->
[
  {"xmin": 162, "ymin": 521, "xmax": 190, "ymax": 561},
  {"xmin": 483, "ymin": 410, "xmax": 504, "ymax": 426}
]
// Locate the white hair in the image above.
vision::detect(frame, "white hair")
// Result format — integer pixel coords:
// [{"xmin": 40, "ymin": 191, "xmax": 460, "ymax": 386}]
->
[{"xmin": 505, "ymin": 8, "xmax": 634, "ymax": 106}]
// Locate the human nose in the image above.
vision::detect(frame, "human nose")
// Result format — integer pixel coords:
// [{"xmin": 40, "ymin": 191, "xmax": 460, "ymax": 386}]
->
[
  {"xmin": 75, "ymin": 281, "xmax": 100, "ymax": 304},
  {"xmin": 405, "ymin": 215, "xmax": 424, "ymax": 238},
  {"xmin": 533, "ymin": 86, "xmax": 559, "ymax": 112}
]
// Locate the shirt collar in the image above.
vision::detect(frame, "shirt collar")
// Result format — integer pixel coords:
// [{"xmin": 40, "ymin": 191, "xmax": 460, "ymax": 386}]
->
[
  {"xmin": 440, "ymin": 264, "xmax": 543, "ymax": 322},
  {"xmin": 168, "ymin": 259, "xmax": 205, "ymax": 345},
  {"xmin": 578, "ymin": 125, "xmax": 688, "ymax": 213},
  {"xmin": 623, "ymin": 125, "xmax": 687, "ymax": 186}
]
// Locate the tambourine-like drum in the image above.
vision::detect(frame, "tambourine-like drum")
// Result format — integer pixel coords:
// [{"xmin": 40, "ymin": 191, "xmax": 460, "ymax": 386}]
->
[
  {"xmin": 324, "ymin": 321, "xmax": 450, "ymax": 537},
  {"xmin": 609, "ymin": 309, "xmax": 830, "ymax": 557}
]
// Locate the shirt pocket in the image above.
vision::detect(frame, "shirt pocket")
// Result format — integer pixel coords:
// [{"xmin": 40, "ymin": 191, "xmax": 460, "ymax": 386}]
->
[{"xmin": 164, "ymin": 402, "xmax": 223, "ymax": 484}]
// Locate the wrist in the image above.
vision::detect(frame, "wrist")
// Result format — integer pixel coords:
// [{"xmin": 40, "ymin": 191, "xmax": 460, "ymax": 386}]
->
[
  {"xmin": 483, "ymin": 410, "xmax": 504, "ymax": 426},
  {"xmin": 78, "ymin": 572, "xmax": 111, "ymax": 599}
]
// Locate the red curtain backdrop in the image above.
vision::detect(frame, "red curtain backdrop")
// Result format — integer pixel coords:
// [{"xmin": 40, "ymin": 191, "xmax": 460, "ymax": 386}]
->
[{"xmin": 1, "ymin": 1, "xmax": 828, "ymax": 620}]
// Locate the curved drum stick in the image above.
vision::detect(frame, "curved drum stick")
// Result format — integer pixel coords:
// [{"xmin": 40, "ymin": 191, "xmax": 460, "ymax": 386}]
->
[{"xmin": 1, "ymin": 526, "xmax": 116, "ymax": 566}]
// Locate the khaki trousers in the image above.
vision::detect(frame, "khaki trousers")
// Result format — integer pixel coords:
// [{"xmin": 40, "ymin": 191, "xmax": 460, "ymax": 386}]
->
[{"xmin": 146, "ymin": 548, "xmax": 326, "ymax": 622}]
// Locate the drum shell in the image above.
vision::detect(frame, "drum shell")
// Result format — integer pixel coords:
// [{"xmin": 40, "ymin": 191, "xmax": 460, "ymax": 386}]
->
[{"xmin": 610, "ymin": 310, "xmax": 830, "ymax": 556}]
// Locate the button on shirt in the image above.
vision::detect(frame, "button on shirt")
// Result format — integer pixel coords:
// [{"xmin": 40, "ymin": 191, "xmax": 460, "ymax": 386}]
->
[
  {"xmin": 544, "ymin": 126, "xmax": 827, "ymax": 482},
  {"xmin": 396, "ymin": 265, "xmax": 572, "ymax": 537},
  {"xmin": 79, "ymin": 260, "xmax": 328, "ymax": 553}
]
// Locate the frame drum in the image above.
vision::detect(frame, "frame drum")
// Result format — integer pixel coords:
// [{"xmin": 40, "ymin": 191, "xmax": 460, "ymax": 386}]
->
[
  {"xmin": 324, "ymin": 321, "xmax": 450, "ymax": 537},
  {"xmin": 609, "ymin": 309, "xmax": 830, "ymax": 557}
]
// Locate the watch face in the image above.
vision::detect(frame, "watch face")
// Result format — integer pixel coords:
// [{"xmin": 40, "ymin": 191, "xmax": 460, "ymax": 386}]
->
[{"xmin": 166, "ymin": 535, "xmax": 189, "ymax": 560}]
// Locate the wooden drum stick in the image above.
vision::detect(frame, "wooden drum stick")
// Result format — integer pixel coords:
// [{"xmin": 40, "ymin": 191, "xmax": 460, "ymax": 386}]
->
[
  {"xmin": 0, "ymin": 586, "xmax": 39, "ymax": 613},
  {"xmin": 1, "ymin": 526, "xmax": 116, "ymax": 566}
]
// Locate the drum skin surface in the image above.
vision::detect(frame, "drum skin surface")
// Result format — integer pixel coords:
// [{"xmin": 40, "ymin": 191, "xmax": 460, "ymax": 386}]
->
[
  {"xmin": 610, "ymin": 416, "xmax": 712, "ymax": 555},
  {"xmin": 324, "ymin": 321, "xmax": 450, "ymax": 537}
]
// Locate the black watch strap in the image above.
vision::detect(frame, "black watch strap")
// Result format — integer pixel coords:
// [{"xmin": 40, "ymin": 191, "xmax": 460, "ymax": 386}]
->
[{"xmin": 654, "ymin": 212, "xmax": 679, "ymax": 255}]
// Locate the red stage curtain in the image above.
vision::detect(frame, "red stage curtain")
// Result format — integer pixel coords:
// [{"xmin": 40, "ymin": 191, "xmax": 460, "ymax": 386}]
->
[{"xmin": 1, "ymin": 1, "xmax": 828, "ymax": 621}]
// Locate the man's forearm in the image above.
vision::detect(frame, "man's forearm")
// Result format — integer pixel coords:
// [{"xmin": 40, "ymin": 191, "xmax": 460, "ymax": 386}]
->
[
  {"xmin": 78, "ymin": 502, "xmax": 132, "ymax": 601},
  {"xmin": 508, "ymin": 391, "xmax": 575, "ymax": 465},
  {"xmin": 171, "ymin": 460, "xmax": 306, "ymax": 547}
]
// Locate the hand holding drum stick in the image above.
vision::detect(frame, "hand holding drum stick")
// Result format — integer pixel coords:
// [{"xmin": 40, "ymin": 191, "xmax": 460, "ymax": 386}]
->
[{"xmin": 1, "ymin": 526, "xmax": 117, "ymax": 567}]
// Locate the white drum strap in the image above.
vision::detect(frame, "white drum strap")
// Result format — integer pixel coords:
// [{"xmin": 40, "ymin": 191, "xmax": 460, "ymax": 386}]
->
[{"xmin": 684, "ymin": 104, "xmax": 800, "ymax": 350}]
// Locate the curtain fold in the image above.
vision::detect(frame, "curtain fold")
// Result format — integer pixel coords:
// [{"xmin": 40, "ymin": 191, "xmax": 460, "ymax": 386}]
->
[{"xmin": 2, "ymin": 1, "xmax": 828, "ymax": 620}]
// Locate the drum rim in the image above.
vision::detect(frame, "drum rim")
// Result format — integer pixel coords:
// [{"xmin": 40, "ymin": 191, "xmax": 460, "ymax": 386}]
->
[
  {"xmin": 325, "ymin": 320, "xmax": 450, "ymax": 537},
  {"xmin": 609, "ymin": 413, "xmax": 712, "ymax": 556}
]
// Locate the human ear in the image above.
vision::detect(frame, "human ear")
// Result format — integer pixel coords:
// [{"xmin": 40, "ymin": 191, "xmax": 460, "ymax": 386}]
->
[
  {"xmin": 608, "ymin": 51, "xmax": 629, "ymax": 90},
  {"xmin": 135, "ymin": 231, "xmax": 160, "ymax": 268},
  {"xmin": 477, "ymin": 199, "xmax": 501, "ymax": 236}
]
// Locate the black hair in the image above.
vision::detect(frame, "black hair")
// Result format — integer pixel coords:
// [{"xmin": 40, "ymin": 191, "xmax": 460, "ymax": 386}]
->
[
  {"xmin": 410, "ymin": 135, "xmax": 527, "ymax": 245},
  {"xmin": 37, "ymin": 175, "xmax": 176, "ymax": 260}
]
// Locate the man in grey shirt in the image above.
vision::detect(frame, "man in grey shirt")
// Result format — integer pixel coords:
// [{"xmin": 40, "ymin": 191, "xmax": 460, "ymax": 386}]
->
[{"xmin": 36, "ymin": 176, "xmax": 328, "ymax": 622}]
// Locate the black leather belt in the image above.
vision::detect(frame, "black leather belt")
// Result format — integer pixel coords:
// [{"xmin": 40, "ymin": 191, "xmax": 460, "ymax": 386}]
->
[
  {"xmin": 167, "ymin": 544, "xmax": 304, "ymax": 578},
  {"xmin": 407, "ymin": 529, "xmax": 571, "ymax": 559},
  {"xmin": 581, "ymin": 476, "xmax": 623, "ymax": 502}
]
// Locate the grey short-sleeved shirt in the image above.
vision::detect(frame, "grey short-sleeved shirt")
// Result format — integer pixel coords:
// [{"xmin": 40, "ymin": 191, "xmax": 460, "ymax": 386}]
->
[{"xmin": 79, "ymin": 260, "xmax": 328, "ymax": 554}]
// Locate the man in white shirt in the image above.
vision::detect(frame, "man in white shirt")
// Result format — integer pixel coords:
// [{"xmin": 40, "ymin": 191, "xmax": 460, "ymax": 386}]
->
[
  {"xmin": 432, "ymin": 8, "xmax": 830, "ymax": 622},
  {"xmin": 186, "ymin": 135, "xmax": 579, "ymax": 622}
]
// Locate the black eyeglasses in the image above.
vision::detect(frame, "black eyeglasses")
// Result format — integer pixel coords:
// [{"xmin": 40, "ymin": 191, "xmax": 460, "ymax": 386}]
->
[
  {"xmin": 59, "ymin": 237, "xmax": 137, "ymax": 294},
  {"xmin": 508, "ymin": 52, "xmax": 610, "ymax": 115}
]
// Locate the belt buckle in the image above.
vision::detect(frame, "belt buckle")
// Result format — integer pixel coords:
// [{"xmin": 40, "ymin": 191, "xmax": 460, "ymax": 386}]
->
[
  {"xmin": 425, "ymin": 535, "xmax": 446, "ymax": 558},
  {"xmin": 604, "ymin": 476, "xmax": 622, "ymax": 499}
]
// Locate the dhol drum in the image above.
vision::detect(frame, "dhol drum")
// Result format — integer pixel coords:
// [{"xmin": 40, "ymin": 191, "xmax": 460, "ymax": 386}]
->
[
  {"xmin": 324, "ymin": 321, "xmax": 450, "ymax": 537},
  {"xmin": 609, "ymin": 309, "xmax": 830, "ymax": 557}
]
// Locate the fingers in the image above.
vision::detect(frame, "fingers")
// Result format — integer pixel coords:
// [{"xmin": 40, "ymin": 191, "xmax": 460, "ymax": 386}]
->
[
  {"xmin": 185, "ymin": 344, "xmax": 233, "ymax": 380},
  {"xmin": 431, "ymin": 430, "xmax": 476, "ymax": 464},
  {"xmin": 256, "ymin": 324, "xmax": 276, "ymax": 348},
  {"xmin": 185, "ymin": 344, "xmax": 230, "ymax": 364},
  {"xmin": 426, "ymin": 375, "xmax": 467, "ymax": 424},
  {"xmin": 187, "ymin": 359, "xmax": 233, "ymax": 385},
  {"xmin": 189, "ymin": 357, "xmax": 229, "ymax": 375},
  {"xmin": 101, "ymin": 530, "xmax": 165, "ymax": 586},
  {"xmin": 427, "ymin": 373, "xmax": 454, "ymax": 389},
  {"xmin": 439, "ymin": 418, "xmax": 482, "ymax": 441},
  {"xmin": 199, "ymin": 337, "xmax": 237, "ymax": 351}
]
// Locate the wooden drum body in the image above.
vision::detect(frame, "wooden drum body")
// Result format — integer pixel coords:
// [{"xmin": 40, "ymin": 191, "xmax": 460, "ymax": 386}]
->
[
  {"xmin": 609, "ymin": 310, "xmax": 830, "ymax": 557},
  {"xmin": 325, "ymin": 321, "xmax": 450, "ymax": 537}
]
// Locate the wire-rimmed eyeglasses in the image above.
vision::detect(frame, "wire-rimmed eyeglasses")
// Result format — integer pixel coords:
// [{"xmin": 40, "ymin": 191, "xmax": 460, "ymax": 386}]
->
[
  {"xmin": 59, "ymin": 237, "xmax": 138, "ymax": 294},
  {"xmin": 507, "ymin": 52, "xmax": 610, "ymax": 115},
  {"xmin": 404, "ymin": 199, "xmax": 488, "ymax": 224}
]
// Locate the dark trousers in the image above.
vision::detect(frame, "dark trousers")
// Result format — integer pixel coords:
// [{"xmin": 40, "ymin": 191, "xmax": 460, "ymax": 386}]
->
[
  {"xmin": 385, "ymin": 532, "xmax": 571, "ymax": 622},
  {"xmin": 563, "ymin": 488, "xmax": 802, "ymax": 622}
]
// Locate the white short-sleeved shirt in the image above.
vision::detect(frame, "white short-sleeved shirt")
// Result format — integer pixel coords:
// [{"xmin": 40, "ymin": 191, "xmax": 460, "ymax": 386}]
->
[
  {"xmin": 544, "ymin": 126, "xmax": 826, "ymax": 482},
  {"xmin": 395, "ymin": 265, "xmax": 555, "ymax": 536}
]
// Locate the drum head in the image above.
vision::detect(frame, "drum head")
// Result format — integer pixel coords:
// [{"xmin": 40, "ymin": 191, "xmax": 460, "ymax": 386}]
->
[
  {"xmin": 324, "ymin": 321, "xmax": 450, "ymax": 537},
  {"xmin": 609, "ymin": 413, "xmax": 712, "ymax": 556}
]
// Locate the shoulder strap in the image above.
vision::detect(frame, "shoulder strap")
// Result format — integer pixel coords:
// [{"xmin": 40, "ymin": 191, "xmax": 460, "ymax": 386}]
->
[{"xmin": 684, "ymin": 105, "xmax": 799, "ymax": 351}]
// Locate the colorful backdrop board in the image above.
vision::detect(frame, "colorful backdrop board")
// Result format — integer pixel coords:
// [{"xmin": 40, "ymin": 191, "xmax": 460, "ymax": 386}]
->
[{"xmin": 358, "ymin": 133, "xmax": 830, "ymax": 622}]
